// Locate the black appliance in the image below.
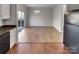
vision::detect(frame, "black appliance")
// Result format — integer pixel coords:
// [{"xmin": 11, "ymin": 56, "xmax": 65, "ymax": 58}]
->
[
  {"xmin": 18, "ymin": 19, "xmax": 24, "ymax": 32},
  {"xmin": 64, "ymin": 11, "xmax": 79, "ymax": 53}
]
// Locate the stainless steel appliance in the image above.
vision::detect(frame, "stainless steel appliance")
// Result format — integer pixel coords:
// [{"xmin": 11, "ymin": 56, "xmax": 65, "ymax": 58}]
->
[{"xmin": 64, "ymin": 11, "xmax": 79, "ymax": 53}]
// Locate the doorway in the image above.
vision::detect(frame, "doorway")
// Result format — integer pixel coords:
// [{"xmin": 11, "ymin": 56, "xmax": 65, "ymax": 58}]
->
[{"xmin": 17, "ymin": 11, "xmax": 24, "ymax": 32}]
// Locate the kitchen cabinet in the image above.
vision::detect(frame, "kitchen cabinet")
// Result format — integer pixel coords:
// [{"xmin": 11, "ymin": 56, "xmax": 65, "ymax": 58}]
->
[
  {"xmin": 10, "ymin": 28, "xmax": 17, "ymax": 49},
  {"xmin": 0, "ymin": 4, "xmax": 10, "ymax": 19},
  {"xmin": 0, "ymin": 32, "xmax": 10, "ymax": 54},
  {"xmin": 67, "ymin": 4, "xmax": 79, "ymax": 11}
]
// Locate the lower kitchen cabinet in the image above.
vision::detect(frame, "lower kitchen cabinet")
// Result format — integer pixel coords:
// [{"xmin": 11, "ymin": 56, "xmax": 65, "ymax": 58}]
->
[
  {"xmin": 10, "ymin": 28, "xmax": 17, "ymax": 49},
  {"xmin": 0, "ymin": 27, "xmax": 17, "ymax": 54},
  {"xmin": 0, "ymin": 32, "xmax": 10, "ymax": 54}
]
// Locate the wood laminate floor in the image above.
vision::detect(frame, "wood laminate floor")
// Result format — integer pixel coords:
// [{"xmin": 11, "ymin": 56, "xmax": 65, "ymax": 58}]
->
[
  {"xmin": 7, "ymin": 42, "xmax": 70, "ymax": 54},
  {"xmin": 18, "ymin": 27, "xmax": 62, "ymax": 42},
  {"xmin": 7, "ymin": 27, "xmax": 70, "ymax": 54}
]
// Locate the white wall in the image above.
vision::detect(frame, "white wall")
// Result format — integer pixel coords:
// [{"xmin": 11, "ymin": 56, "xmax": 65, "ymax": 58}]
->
[
  {"xmin": 3, "ymin": 4, "xmax": 17, "ymax": 25},
  {"xmin": 27, "ymin": 7, "xmax": 52, "ymax": 26},
  {"xmin": 52, "ymin": 5, "xmax": 64, "ymax": 32}
]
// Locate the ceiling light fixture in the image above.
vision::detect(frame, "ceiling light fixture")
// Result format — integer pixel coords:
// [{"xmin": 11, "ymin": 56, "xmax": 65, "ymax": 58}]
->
[{"xmin": 34, "ymin": 10, "xmax": 40, "ymax": 13}]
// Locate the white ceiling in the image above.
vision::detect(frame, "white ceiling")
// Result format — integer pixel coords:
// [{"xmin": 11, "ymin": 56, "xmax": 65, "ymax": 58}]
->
[{"xmin": 25, "ymin": 4, "xmax": 57, "ymax": 8}]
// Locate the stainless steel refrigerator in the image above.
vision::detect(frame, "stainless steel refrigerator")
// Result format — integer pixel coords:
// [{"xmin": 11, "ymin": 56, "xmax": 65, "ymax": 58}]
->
[{"xmin": 64, "ymin": 11, "xmax": 79, "ymax": 53}]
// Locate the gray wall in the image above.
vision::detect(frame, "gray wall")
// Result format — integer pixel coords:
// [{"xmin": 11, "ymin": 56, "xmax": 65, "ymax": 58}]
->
[
  {"xmin": 3, "ymin": 4, "xmax": 17, "ymax": 25},
  {"xmin": 0, "ymin": 20, "xmax": 3, "ymax": 26},
  {"xmin": 0, "ymin": 5, "xmax": 2, "ymax": 26},
  {"xmin": 52, "ymin": 5, "xmax": 64, "ymax": 32},
  {"xmin": 27, "ymin": 7, "xmax": 52, "ymax": 26}
]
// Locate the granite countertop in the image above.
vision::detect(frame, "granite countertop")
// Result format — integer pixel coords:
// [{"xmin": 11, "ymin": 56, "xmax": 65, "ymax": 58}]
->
[{"xmin": 0, "ymin": 25, "xmax": 16, "ymax": 36}]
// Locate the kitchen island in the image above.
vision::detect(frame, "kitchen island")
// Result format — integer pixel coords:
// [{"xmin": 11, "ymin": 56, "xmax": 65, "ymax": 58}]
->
[{"xmin": 0, "ymin": 25, "xmax": 16, "ymax": 54}]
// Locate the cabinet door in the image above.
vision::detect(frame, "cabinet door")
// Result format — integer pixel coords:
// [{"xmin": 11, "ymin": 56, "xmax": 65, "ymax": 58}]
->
[
  {"xmin": 10, "ymin": 28, "xmax": 17, "ymax": 49},
  {"xmin": 67, "ymin": 4, "xmax": 79, "ymax": 11},
  {"xmin": 1, "ymin": 4, "xmax": 10, "ymax": 19},
  {"xmin": 0, "ymin": 32, "xmax": 10, "ymax": 54}
]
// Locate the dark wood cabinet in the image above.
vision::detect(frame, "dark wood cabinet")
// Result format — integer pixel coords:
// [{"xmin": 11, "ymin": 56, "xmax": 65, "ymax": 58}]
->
[{"xmin": 0, "ymin": 32, "xmax": 10, "ymax": 54}]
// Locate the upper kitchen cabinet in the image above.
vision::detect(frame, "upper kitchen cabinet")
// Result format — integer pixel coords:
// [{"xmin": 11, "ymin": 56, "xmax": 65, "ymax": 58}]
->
[
  {"xmin": 67, "ymin": 4, "xmax": 79, "ymax": 11},
  {"xmin": 0, "ymin": 4, "xmax": 10, "ymax": 19}
]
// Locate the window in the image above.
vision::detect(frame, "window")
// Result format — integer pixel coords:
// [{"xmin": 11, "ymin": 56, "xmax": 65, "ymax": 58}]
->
[{"xmin": 18, "ymin": 11, "xmax": 24, "ymax": 20}]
